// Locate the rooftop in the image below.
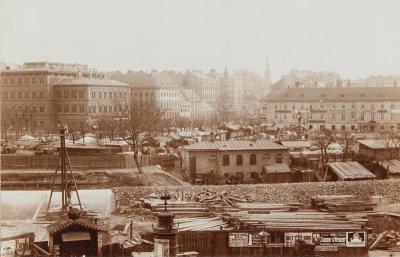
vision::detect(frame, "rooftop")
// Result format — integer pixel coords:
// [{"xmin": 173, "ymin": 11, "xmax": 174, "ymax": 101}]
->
[
  {"xmin": 183, "ymin": 140, "xmax": 288, "ymax": 151},
  {"xmin": 110, "ymin": 71, "xmax": 179, "ymax": 88},
  {"xmin": 381, "ymin": 159, "xmax": 400, "ymax": 174},
  {"xmin": 358, "ymin": 139, "xmax": 397, "ymax": 149},
  {"xmin": 327, "ymin": 161, "xmax": 375, "ymax": 180},
  {"xmin": 263, "ymin": 163, "xmax": 291, "ymax": 173},
  {"xmin": 265, "ymin": 86, "xmax": 400, "ymax": 102},
  {"xmin": 54, "ymin": 78, "xmax": 129, "ymax": 87},
  {"xmin": 280, "ymin": 140, "xmax": 312, "ymax": 149}
]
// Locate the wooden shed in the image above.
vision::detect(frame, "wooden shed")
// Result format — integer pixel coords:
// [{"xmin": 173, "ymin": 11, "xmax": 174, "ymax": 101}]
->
[
  {"xmin": 47, "ymin": 218, "xmax": 106, "ymax": 257},
  {"xmin": 326, "ymin": 162, "xmax": 375, "ymax": 181},
  {"xmin": 262, "ymin": 163, "xmax": 291, "ymax": 183}
]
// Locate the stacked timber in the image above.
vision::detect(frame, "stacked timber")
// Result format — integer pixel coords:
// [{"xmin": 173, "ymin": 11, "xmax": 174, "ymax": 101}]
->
[
  {"xmin": 311, "ymin": 195, "xmax": 376, "ymax": 212},
  {"xmin": 174, "ymin": 217, "xmax": 232, "ymax": 232},
  {"xmin": 222, "ymin": 204, "xmax": 365, "ymax": 231},
  {"xmin": 193, "ymin": 189, "xmax": 248, "ymax": 207},
  {"xmin": 369, "ymin": 230, "xmax": 400, "ymax": 251},
  {"xmin": 151, "ymin": 202, "xmax": 211, "ymax": 218}
]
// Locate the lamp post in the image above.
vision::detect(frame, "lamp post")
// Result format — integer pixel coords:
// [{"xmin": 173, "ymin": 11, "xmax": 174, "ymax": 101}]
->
[
  {"xmin": 296, "ymin": 111, "xmax": 303, "ymax": 139},
  {"xmin": 259, "ymin": 228, "xmax": 271, "ymax": 256}
]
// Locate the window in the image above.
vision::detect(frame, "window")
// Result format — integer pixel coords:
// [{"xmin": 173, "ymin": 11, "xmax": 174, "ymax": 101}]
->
[
  {"xmin": 236, "ymin": 155, "xmax": 243, "ymax": 166},
  {"xmin": 223, "ymin": 155, "xmax": 230, "ymax": 166},
  {"xmin": 32, "ymin": 92, "xmax": 37, "ymax": 99},
  {"xmin": 341, "ymin": 125, "xmax": 346, "ymax": 131},
  {"xmin": 39, "ymin": 92, "xmax": 44, "ymax": 99},
  {"xmin": 99, "ymin": 92, "xmax": 102, "ymax": 99},
  {"xmin": 39, "ymin": 106, "xmax": 44, "ymax": 113},
  {"xmin": 276, "ymin": 154, "xmax": 283, "ymax": 164},
  {"xmin": 342, "ymin": 114, "xmax": 345, "ymax": 121},
  {"xmin": 57, "ymin": 105, "xmax": 61, "ymax": 113},
  {"xmin": 331, "ymin": 125, "xmax": 336, "ymax": 130},
  {"xmin": 91, "ymin": 92, "xmax": 96, "ymax": 99},
  {"xmin": 79, "ymin": 91, "xmax": 84, "ymax": 98},
  {"xmin": 250, "ymin": 154, "xmax": 257, "ymax": 165},
  {"xmin": 3, "ymin": 92, "xmax": 8, "ymax": 99},
  {"xmin": 18, "ymin": 92, "xmax": 22, "ymax": 99},
  {"xmin": 351, "ymin": 125, "xmax": 356, "ymax": 131}
]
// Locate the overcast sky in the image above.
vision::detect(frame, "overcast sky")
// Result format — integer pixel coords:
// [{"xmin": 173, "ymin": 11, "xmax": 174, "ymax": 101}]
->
[{"xmin": 1, "ymin": 0, "xmax": 399, "ymax": 81}]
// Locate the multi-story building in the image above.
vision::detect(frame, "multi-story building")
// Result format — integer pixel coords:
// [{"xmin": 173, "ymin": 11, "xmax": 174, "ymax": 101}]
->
[
  {"xmin": 113, "ymin": 71, "xmax": 182, "ymax": 118},
  {"xmin": 264, "ymin": 87, "xmax": 400, "ymax": 132},
  {"xmin": 54, "ymin": 78, "xmax": 131, "ymax": 128},
  {"xmin": 180, "ymin": 88, "xmax": 214, "ymax": 120},
  {"xmin": 184, "ymin": 71, "xmax": 219, "ymax": 110},
  {"xmin": 218, "ymin": 69, "xmax": 244, "ymax": 119},
  {"xmin": 0, "ymin": 62, "xmax": 107, "ymax": 138}
]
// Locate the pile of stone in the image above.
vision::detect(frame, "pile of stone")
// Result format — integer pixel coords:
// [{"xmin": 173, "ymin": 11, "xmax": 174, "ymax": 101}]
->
[{"xmin": 369, "ymin": 230, "xmax": 400, "ymax": 251}]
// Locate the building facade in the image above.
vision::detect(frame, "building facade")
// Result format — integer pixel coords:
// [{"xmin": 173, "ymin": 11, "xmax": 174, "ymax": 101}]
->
[
  {"xmin": 181, "ymin": 140, "xmax": 289, "ymax": 184},
  {"xmin": 54, "ymin": 78, "xmax": 131, "ymax": 128},
  {"xmin": 0, "ymin": 62, "xmax": 107, "ymax": 138},
  {"xmin": 264, "ymin": 87, "xmax": 400, "ymax": 132}
]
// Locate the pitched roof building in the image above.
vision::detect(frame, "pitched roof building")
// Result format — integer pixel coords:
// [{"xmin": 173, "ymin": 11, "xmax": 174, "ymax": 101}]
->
[{"xmin": 263, "ymin": 87, "xmax": 400, "ymax": 132}]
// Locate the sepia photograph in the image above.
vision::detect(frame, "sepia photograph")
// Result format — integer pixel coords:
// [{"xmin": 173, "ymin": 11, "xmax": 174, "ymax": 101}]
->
[{"xmin": 1, "ymin": 0, "xmax": 400, "ymax": 256}]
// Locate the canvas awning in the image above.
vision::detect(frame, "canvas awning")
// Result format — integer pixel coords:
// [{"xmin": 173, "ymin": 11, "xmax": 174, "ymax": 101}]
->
[{"xmin": 62, "ymin": 232, "xmax": 91, "ymax": 242}]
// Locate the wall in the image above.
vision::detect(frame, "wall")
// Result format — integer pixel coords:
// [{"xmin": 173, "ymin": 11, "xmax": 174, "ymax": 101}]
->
[{"xmin": 113, "ymin": 179, "xmax": 400, "ymax": 206}]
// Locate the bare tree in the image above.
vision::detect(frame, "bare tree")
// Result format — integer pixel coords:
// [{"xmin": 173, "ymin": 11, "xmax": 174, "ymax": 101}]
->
[
  {"xmin": 312, "ymin": 129, "xmax": 334, "ymax": 164},
  {"xmin": 115, "ymin": 100, "xmax": 163, "ymax": 174},
  {"xmin": 337, "ymin": 131, "xmax": 356, "ymax": 162}
]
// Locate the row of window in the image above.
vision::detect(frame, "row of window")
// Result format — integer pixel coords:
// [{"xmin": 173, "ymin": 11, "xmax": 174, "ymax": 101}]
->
[
  {"xmin": 2, "ymin": 76, "xmax": 45, "ymax": 85},
  {"xmin": 2, "ymin": 91, "xmax": 45, "ymax": 100},
  {"xmin": 221, "ymin": 154, "xmax": 283, "ymax": 166},
  {"xmin": 275, "ymin": 113, "xmax": 399, "ymax": 121},
  {"xmin": 5, "ymin": 105, "xmax": 45, "ymax": 113},
  {"xmin": 309, "ymin": 124, "xmax": 400, "ymax": 131},
  {"xmin": 160, "ymin": 91, "xmax": 180, "ymax": 98},
  {"xmin": 275, "ymin": 103, "xmax": 397, "ymax": 110},
  {"xmin": 132, "ymin": 91, "xmax": 154, "ymax": 98}
]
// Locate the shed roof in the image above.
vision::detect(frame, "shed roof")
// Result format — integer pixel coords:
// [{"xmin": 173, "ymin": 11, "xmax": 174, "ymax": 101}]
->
[
  {"xmin": 280, "ymin": 140, "xmax": 311, "ymax": 148},
  {"xmin": 327, "ymin": 162, "xmax": 375, "ymax": 180},
  {"xmin": 381, "ymin": 159, "xmax": 400, "ymax": 174},
  {"xmin": 183, "ymin": 140, "xmax": 287, "ymax": 151},
  {"xmin": 263, "ymin": 163, "xmax": 291, "ymax": 173},
  {"xmin": 358, "ymin": 139, "xmax": 397, "ymax": 149}
]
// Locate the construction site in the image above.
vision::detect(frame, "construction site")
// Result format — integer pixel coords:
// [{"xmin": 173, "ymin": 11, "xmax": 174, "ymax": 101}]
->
[{"xmin": 1, "ymin": 129, "xmax": 400, "ymax": 257}]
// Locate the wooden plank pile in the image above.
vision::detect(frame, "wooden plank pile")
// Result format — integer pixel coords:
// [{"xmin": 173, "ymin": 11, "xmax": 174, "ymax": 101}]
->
[
  {"xmin": 151, "ymin": 202, "xmax": 211, "ymax": 218},
  {"xmin": 192, "ymin": 189, "xmax": 248, "ymax": 207},
  {"xmin": 311, "ymin": 195, "xmax": 376, "ymax": 212},
  {"xmin": 221, "ymin": 202, "xmax": 365, "ymax": 231},
  {"xmin": 174, "ymin": 217, "xmax": 231, "ymax": 232},
  {"xmin": 369, "ymin": 230, "xmax": 400, "ymax": 252}
]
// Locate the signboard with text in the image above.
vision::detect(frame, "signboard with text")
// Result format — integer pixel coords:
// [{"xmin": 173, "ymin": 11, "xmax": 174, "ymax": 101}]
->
[
  {"xmin": 284, "ymin": 232, "xmax": 313, "ymax": 247},
  {"xmin": 228, "ymin": 232, "xmax": 266, "ymax": 247},
  {"xmin": 312, "ymin": 232, "xmax": 346, "ymax": 246}
]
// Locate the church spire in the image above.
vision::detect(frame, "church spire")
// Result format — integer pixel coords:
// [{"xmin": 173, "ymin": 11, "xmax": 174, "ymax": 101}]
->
[{"xmin": 264, "ymin": 56, "xmax": 271, "ymax": 84}]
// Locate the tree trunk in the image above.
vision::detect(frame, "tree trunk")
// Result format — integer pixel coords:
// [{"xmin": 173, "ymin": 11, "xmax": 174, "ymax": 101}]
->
[{"xmin": 134, "ymin": 153, "xmax": 142, "ymax": 174}]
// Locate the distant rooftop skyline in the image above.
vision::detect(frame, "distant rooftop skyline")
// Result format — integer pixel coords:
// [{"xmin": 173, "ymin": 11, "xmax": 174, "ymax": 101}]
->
[{"xmin": 1, "ymin": 0, "xmax": 400, "ymax": 82}]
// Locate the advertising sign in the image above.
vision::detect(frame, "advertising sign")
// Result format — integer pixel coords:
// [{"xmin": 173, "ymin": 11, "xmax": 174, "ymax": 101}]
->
[
  {"xmin": 228, "ymin": 232, "xmax": 266, "ymax": 247},
  {"xmin": 346, "ymin": 232, "xmax": 366, "ymax": 247},
  {"xmin": 229, "ymin": 233, "xmax": 249, "ymax": 247},
  {"xmin": 312, "ymin": 232, "xmax": 346, "ymax": 246},
  {"xmin": 284, "ymin": 232, "xmax": 313, "ymax": 247}
]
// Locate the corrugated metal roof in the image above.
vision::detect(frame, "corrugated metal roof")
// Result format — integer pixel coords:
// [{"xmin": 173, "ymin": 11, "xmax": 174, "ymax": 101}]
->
[
  {"xmin": 183, "ymin": 140, "xmax": 287, "ymax": 151},
  {"xmin": 280, "ymin": 140, "xmax": 312, "ymax": 148},
  {"xmin": 381, "ymin": 159, "xmax": 400, "ymax": 174},
  {"xmin": 328, "ymin": 161, "xmax": 375, "ymax": 180}
]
